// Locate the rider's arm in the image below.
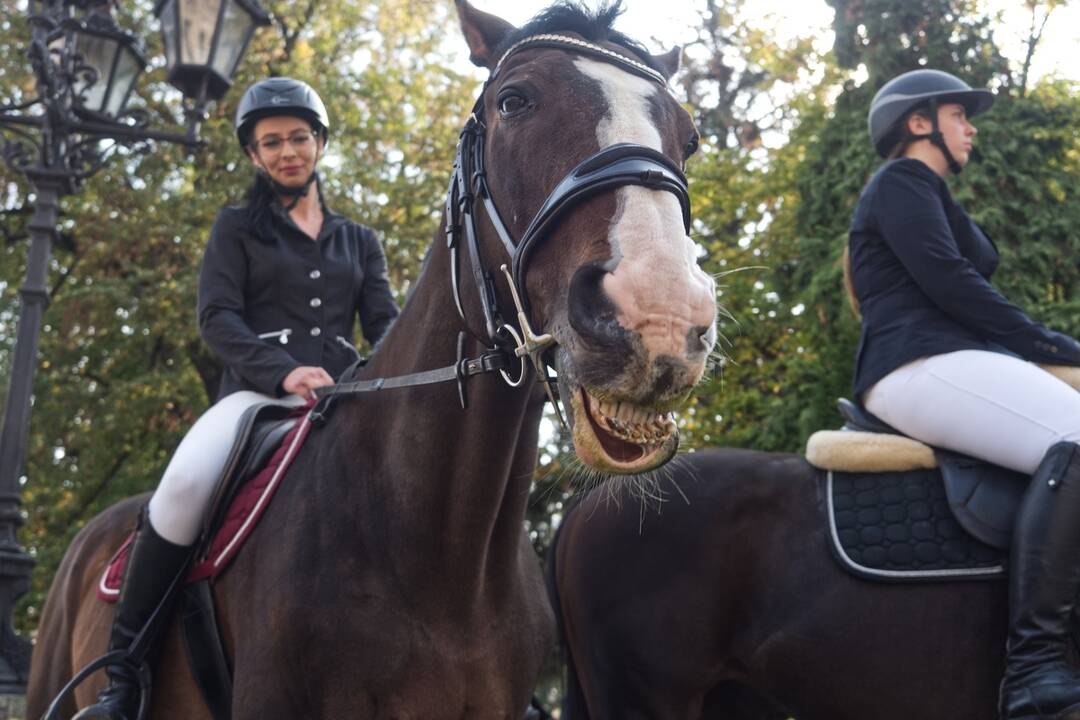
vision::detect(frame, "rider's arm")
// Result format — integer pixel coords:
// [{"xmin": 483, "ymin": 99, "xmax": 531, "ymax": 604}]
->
[
  {"xmin": 197, "ymin": 209, "xmax": 299, "ymax": 395},
  {"xmin": 357, "ymin": 225, "xmax": 400, "ymax": 346},
  {"xmin": 874, "ymin": 161, "xmax": 1080, "ymax": 366}
]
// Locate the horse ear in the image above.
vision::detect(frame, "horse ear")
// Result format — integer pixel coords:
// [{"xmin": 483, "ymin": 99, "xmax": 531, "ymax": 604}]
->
[
  {"xmin": 651, "ymin": 46, "xmax": 683, "ymax": 80},
  {"xmin": 455, "ymin": 0, "xmax": 516, "ymax": 70}
]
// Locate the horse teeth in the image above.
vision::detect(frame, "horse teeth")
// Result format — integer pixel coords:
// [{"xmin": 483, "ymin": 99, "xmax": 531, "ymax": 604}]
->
[{"xmin": 583, "ymin": 390, "xmax": 678, "ymax": 446}]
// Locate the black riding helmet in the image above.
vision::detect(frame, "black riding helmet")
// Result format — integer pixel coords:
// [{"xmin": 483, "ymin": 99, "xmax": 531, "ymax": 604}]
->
[
  {"xmin": 868, "ymin": 69, "xmax": 994, "ymax": 173},
  {"xmin": 234, "ymin": 77, "xmax": 330, "ymax": 149}
]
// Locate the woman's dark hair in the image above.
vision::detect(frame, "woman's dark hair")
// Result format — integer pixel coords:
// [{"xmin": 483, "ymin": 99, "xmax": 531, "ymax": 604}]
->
[
  {"xmin": 242, "ymin": 171, "xmax": 278, "ymax": 227},
  {"xmin": 886, "ymin": 105, "xmax": 933, "ymax": 160},
  {"xmin": 242, "ymin": 171, "xmax": 327, "ymax": 229}
]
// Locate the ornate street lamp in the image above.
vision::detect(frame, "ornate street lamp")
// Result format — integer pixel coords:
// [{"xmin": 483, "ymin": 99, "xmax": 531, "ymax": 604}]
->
[
  {"xmin": 156, "ymin": 0, "xmax": 270, "ymax": 102},
  {"xmin": 0, "ymin": 0, "xmax": 270, "ymax": 694}
]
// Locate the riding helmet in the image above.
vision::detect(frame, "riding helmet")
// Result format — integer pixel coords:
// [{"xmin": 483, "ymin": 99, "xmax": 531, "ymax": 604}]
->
[
  {"xmin": 868, "ymin": 69, "xmax": 994, "ymax": 158},
  {"xmin": 235, "ymin": 77, "xmax": 330, "ymax": 148}
]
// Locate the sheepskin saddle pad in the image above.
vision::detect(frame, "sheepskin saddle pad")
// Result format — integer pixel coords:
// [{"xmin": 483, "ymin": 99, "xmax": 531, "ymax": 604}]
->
[{"xmin": 805, "ymin": 399, "xmax": 1032, "ymax": 582}]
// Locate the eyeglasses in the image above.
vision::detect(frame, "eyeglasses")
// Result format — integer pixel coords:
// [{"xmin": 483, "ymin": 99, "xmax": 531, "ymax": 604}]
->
[{"xmin": 252, "ymin": 130, "xmax": 316, "ymax": 154}]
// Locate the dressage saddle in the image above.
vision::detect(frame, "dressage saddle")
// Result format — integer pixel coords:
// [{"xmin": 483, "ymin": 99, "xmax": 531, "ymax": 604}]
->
[{"xmin": 835, "ymin": 398, "xmax": 1026, "ymax": 550}]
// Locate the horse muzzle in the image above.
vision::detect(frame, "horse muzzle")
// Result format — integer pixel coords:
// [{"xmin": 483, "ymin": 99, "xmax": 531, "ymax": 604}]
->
[
  {"xmin": 567, "ymin": 383, "xmax": 681, "ymax": 474},
  {"xmin": 554, "ymin": 343, "xmax": 709, "ymax": 474}
]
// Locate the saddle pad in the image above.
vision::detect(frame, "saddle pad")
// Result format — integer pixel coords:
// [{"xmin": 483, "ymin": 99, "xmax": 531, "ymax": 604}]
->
[
  {"xmin": 807, "ymin": 429, "xmax": 936, "ymax": 473},
  {"xmin": 826, "ymin": 469, "xmax": 1006, "ymax": 582},
  {"xmin": 98, "ymin": 410, "xmax": 315, "ymax": 601}
]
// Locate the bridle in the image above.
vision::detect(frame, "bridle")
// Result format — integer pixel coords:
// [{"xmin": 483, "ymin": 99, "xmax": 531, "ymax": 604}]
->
[{"xmin": 314, "ymin": 34, "xmax": 692, "ymax": 425}]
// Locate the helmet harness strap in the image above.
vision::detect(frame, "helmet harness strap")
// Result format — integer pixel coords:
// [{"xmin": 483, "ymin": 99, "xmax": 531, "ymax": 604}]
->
[
  {"xmin": 255, "ymin": 139, "xmax": 324, "ymax": 211},
  {"xmin": 909, "ymin": 97, "xmax": 964, "ymax": 175}
]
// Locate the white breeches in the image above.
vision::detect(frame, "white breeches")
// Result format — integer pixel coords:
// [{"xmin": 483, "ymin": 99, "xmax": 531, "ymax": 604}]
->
[
  {"xmin": 147, "ymin": 390, "xmax": 305, "ymax": 545},
  {"xmin": 864, "ymin": 350, "xmax": 1080, "ymax": 475}
]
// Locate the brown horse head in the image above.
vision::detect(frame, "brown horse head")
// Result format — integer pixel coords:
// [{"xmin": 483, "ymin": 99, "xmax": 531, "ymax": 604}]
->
[{"xmin": 457, "ymin": 1, "xmax": 717, "ymax": 475}]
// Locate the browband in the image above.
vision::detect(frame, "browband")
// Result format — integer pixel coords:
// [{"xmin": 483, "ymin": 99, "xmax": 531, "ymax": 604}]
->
[{"xmin": 491, "ymin": 33, "xmax": 669, "ymax": 88}]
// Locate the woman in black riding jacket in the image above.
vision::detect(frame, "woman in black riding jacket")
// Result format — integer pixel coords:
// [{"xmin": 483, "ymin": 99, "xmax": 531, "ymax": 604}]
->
[
  {"xmin": 848, "ymin": 68, "xmax": 1080, "ymax": 720},
  {"xmin": 76, "ymin": 77, "xmax": 399, "ymax": 720}
]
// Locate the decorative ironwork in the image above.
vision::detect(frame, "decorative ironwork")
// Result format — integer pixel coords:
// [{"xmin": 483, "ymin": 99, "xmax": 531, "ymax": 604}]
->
[{"xmin": 0, "ymin": 0, "xmax": 268, "ymax": 694}]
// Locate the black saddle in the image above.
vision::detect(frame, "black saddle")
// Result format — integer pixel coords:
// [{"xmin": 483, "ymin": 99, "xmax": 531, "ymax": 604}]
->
[{"xmin": 837, "ymin": 398, "xmax": 1027, "ymax": 550}]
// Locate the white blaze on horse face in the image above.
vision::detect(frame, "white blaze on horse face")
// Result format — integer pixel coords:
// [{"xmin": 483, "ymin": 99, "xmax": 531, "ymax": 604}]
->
[{"xmin": 575, "ymin": 58, "xmax": 716, "ymax": 363}]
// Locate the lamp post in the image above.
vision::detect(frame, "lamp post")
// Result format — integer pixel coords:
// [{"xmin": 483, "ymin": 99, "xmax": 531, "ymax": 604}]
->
[{"xmin": 0, "ymin": 0, "xmax": 270, "ymax": 692}]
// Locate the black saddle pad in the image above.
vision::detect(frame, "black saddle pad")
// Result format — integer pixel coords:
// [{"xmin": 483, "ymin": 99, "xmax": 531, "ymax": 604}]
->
[{"xmin": 827, "ymin": 469, "xmax": 1006, "ymax": 582}]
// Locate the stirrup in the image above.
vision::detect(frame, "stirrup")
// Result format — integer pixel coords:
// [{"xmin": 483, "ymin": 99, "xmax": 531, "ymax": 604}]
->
[{"xmin": 43, "ymin": 650, "xmax": 152, "ymax": 720}]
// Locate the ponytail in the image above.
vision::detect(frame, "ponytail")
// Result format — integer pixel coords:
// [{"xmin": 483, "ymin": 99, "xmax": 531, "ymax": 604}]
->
[{"xmin": 842, "ymin": 243, "xmax": 861, "ymax": 319}]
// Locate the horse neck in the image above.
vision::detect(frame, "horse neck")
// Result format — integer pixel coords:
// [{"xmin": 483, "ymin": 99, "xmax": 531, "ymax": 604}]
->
[{"xmin": 339, "ymin": 228, "xmax": 543, "ymax": 602}]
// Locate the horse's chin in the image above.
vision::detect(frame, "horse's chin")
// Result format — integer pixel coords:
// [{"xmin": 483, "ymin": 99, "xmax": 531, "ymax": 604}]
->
[{"xmin": 568, "ymin": 385, "xmax": 679, "ymax": 475}]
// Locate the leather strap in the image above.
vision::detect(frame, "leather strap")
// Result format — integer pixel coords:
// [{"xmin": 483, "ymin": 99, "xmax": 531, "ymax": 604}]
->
[
  {"xmin": 180, "ymin": 581, "xmax": 232, "ymax": 720},
  {"xmin": 312, "ymin": 349, "xmax": 509, "ymax": 399}
]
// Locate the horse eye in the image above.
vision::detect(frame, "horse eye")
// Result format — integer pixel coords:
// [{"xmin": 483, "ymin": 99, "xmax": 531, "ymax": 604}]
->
[
  {"xmin": 684, "ymin": 134, "xmax": 700, "ymax": 159},
  {"xmin": 498, "ymin": 91, "xmax": 529, "ymax": 117}
]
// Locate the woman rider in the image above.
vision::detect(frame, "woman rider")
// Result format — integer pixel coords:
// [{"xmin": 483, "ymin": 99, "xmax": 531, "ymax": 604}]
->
[
  {"xmin": 75, "ymin": 77, "xmax": 400, "ymax": 719},
  {"xmin": 849, "ymin": 68, "xmax": 1080, "ymax": 720}
]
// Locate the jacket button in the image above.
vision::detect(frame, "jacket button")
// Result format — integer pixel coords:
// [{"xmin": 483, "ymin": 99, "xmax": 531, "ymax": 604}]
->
[
  {"xmin": 310, "ymin": 269, "xmax": 321, "ymax": 280},
  {"xmin": 310, "ymin": 327, "xmax": 321, "ymax": 337},
  {"xmin": 310, "ymin": 298, "xmax": 322, "ymax": 308}
]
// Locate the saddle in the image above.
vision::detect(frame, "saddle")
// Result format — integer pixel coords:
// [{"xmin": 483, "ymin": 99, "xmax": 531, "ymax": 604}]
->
[
  {"xmin": 99, "ymin": 399, "xmax": 315, "ymax": 720},
  {"xmin": 806, "ymin": 399, "xmax": 1028, "ymax": 582}
]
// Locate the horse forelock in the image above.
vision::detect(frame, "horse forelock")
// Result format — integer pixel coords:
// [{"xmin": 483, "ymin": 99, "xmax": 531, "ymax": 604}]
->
[{"xmin": 496, "ymin": 0, "xmax": 662, "ymax": 75}]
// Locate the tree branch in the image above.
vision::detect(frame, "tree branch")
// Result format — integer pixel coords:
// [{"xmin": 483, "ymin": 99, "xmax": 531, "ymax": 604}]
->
[{"xmin": 1019, "ymin": 3, "xmax": 1053, "ymax": 97}]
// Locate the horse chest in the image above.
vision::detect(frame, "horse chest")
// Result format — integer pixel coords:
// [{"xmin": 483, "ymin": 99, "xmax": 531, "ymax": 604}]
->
[{"xmin": 251, "ymin": 596, "xmax": 539, "ymax": 716}]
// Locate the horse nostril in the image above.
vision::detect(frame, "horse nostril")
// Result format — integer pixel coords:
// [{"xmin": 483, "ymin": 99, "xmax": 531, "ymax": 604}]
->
[
  {"xmin": 568, "ymin": 263, "xmax": 631, "ymax": 350},
  {"xmin": 689, "ymin": 324, "xmax": 716, "ymax": 354}
]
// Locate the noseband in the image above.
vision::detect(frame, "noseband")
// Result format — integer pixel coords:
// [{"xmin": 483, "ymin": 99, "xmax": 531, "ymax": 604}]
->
[
  {"xmin": 314, "ymin": 34, "xmax": 692, "ymax": 425},
  {"xmin": 444, "ymin": 33, "xmax": 692, "ymax": 419}
]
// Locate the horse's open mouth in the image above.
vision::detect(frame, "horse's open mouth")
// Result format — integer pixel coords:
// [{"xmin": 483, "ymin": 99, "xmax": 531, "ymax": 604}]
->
[{"xmin": 569, "ymin": 387, "xmax": 678, "ymax": 474}]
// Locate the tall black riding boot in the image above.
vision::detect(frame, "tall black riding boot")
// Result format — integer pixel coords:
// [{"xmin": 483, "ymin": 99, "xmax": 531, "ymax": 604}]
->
[
  {"xmin": 1000, "ymin": 441, "xmax": 1080, "ymax": 720},
  {"xmin": 73, "ymin": 511, "xmax": 192, "ymax": 720}
]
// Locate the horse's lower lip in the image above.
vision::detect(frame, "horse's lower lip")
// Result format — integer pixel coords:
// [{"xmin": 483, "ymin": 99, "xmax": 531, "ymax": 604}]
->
[{"xmin": 569, "ymin": 386, "xmax": 678, "ymax": 473}]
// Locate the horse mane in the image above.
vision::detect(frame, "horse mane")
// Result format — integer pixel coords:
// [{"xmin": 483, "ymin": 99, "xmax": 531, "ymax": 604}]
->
[{"xmin": 497, "ymin": 1, "xmax": 663, "ymax": 75}]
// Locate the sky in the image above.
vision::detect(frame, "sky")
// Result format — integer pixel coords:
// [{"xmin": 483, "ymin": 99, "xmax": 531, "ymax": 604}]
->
[{"xmin": 463, "ymin": 0, "xmax": 1080, "ymax": 85}]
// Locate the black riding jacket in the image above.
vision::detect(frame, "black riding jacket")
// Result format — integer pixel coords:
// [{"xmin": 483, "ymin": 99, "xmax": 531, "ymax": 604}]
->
[
  {"xmin": 198, "ymin": 201, "xmax": 400, "ymax": 400},
  {"xmin": 848, "ymin": 158, "xmax": 1080, "ymax": 398}
]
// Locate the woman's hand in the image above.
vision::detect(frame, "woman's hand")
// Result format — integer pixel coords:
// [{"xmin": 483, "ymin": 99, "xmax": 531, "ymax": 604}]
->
[{"xmin": 282, "ymin": 365, "xmax": 335, "ymax": 400}]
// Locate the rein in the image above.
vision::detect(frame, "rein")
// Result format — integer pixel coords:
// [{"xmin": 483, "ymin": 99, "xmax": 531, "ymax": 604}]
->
[{"xmin": 314, "ymin": 34, "xmax": 692, "ymax": 426}]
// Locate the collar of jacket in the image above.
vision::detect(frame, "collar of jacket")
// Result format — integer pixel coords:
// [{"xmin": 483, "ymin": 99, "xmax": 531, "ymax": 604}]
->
[{"xmin": 268, "ymin": 199, "xmax": 349, "ymax": 241}]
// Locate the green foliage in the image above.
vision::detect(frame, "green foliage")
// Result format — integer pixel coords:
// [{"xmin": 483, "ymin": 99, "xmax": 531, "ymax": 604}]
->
[{"xmin": 827, "ymin": 0, "xmax": 1009, "ymax": 85}]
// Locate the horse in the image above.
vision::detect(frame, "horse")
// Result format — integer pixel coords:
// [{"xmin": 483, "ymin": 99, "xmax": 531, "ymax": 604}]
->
[
  {"xmin": 547, "ymin": 446, "xmax": 1015, "ymax": 719},
  {"xmin": 26, "ymin": 2, "xmax": 716, "ymax": 718}
]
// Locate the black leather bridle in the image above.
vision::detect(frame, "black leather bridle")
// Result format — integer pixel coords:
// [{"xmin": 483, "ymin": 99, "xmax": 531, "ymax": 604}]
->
[
  {"xmin": 441, "ymin": 33, "xmax": 691, "ymax": 417},
  {"xmin": 316, "ymin": 34, "xmax": 693, "ymax": 425}
]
